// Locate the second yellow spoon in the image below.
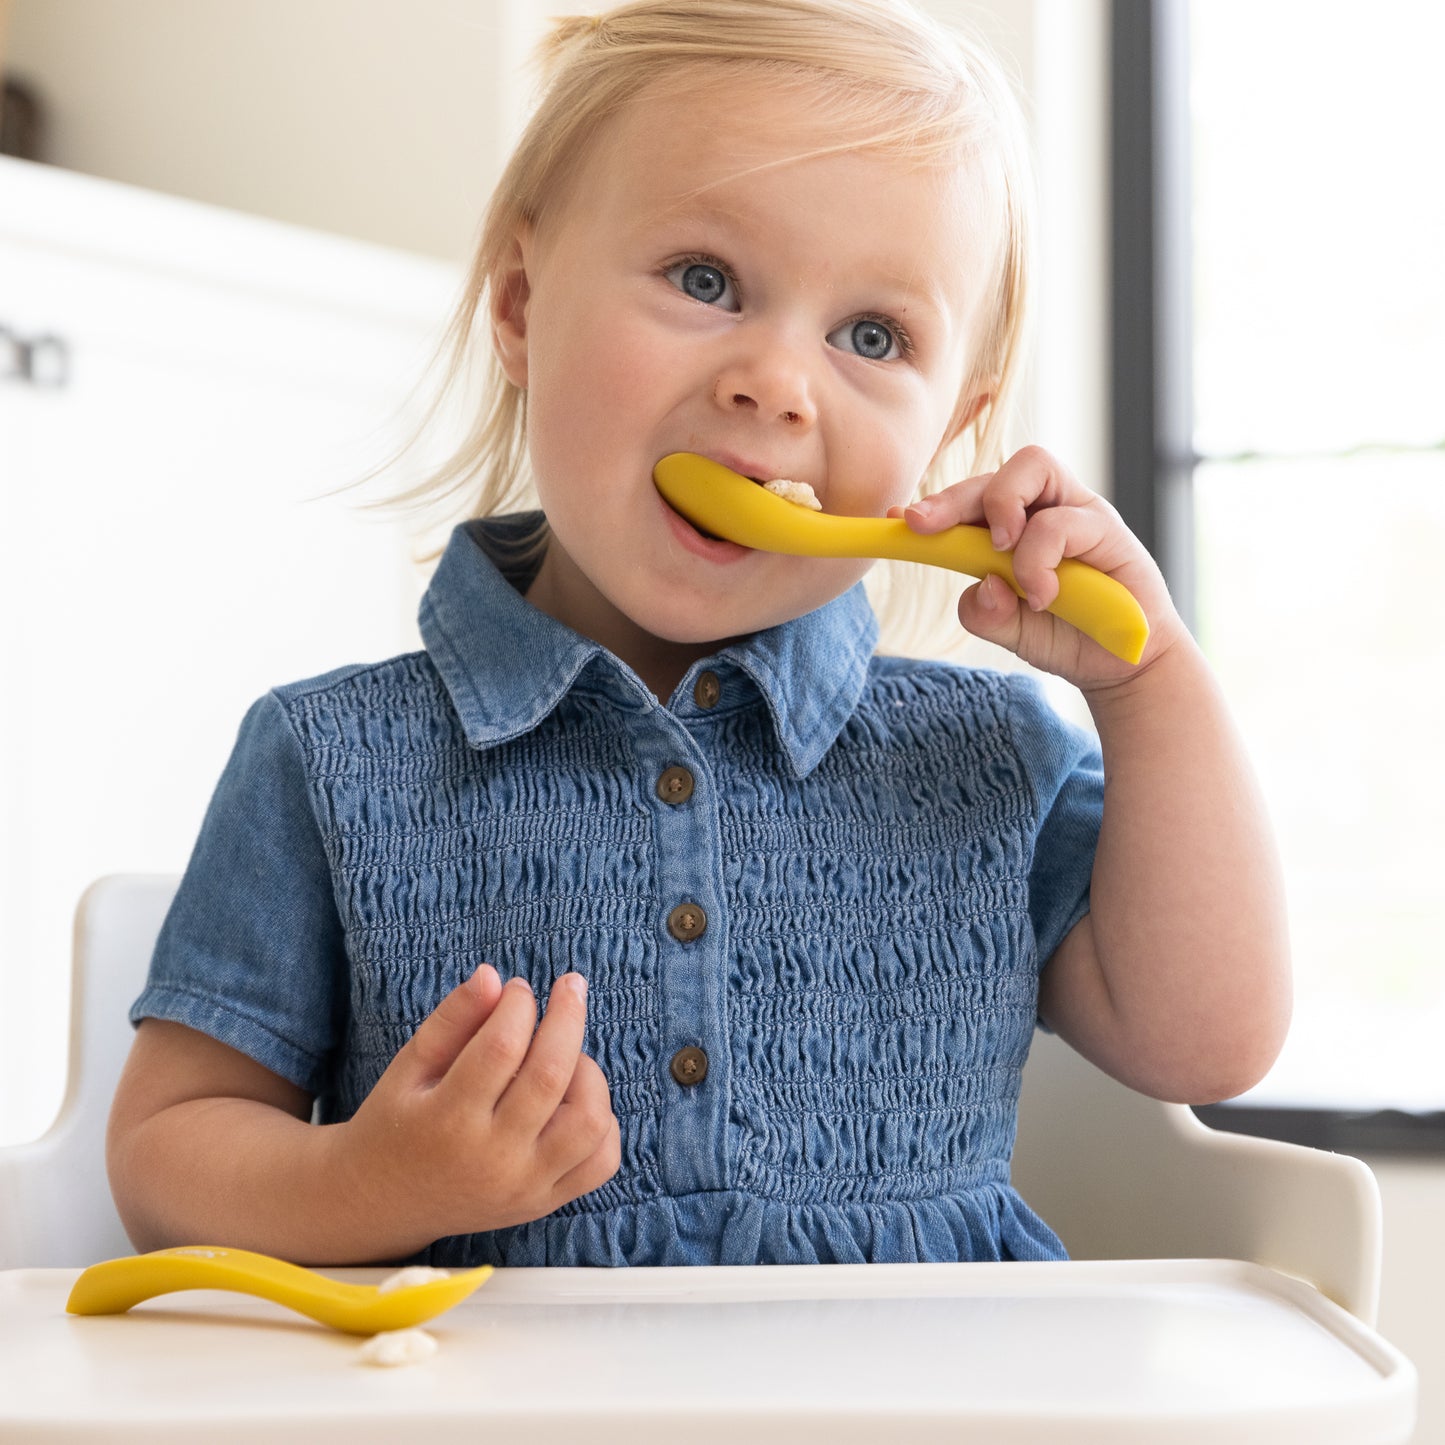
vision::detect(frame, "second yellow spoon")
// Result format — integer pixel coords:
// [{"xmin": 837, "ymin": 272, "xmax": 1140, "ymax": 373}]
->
[
  {"xmin": 654, "ymin": 452, "xmax": 1149, "ymax": 665},
  {"xmin": 66, "ymin": 1246, "xmax": 493, "ymax": 1335}
]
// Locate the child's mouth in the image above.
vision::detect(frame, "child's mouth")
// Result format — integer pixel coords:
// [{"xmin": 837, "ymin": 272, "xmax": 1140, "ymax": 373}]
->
[
  {"xmin": 653, "ymin": 455, "xmax": 803, "ymax": 565},
  {"xmin": 689, "ymin": 474, "xmax": 770, "ymax": 540}
]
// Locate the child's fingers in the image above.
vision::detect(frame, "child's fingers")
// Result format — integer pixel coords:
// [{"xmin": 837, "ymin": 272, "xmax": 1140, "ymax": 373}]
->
[
  {"xmin": 958, "ymin": 573, "xmax": 1026, "ymax": 651},
  {"xmin": 1009, "ymin": 502, "xmax": 1114, "ymax": 612},
  {"xmin": 445, "ymin": 975, "xmax": 540, "ymax": 1108},
  {"xmin": 400, "ymin": 965, "xmax": 502, "ymax": 1085},
  {"xmin": 546, "ymin": 1104, "xmax": 623, "ymax": 1207},
  {"xmin": 494, "ymin": 973, "xmax": 590, "ymax": 1135},
  {"xmin": 974, "ymin": 447, "xmax": 1086, "ymax": 550},
  {"xmin": 908, "ymin": 447, "xmax": 1090, "ymax": 550},
  {"xmin": 898, "ymin": 471, "xmax": 996, "ymax": 533},
  {"xmin": 535, "ymin": 1051, "xmax": 620, "ymax": 1186}
]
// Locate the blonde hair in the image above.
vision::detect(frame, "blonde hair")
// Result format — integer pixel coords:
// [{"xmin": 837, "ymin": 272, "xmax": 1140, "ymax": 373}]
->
[{"xmin": 387, "ymin": 0, "xmax": 1035, "ymax": 652}]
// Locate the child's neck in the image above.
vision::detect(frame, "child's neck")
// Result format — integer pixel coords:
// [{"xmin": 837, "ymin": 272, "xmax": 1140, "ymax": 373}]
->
[
  {"xmin": 632, "ymin": 649, "xmax": 719, "ymax": 707},
  {"xmin": 522, "ymin": 550, "xmax": 739, "ymax": 705}
]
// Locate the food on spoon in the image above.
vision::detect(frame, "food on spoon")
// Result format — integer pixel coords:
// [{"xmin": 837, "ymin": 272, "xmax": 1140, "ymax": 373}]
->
[
  {"xmin": 763, "ymin": 478, "xmax": 822, "ymax": 510},
  {"xmin": 376, "ymin": 1265, "xmax": 452, "ymax": 1295}
]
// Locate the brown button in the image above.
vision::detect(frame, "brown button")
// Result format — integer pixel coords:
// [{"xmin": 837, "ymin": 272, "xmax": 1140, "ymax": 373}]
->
[
  {"xmin": 666, "ymin": 902, "xmax": 707, "ymax": 942},
  {"xmin": 693, "ymin": 671, "xmax": 721, "ymax": 708},
  {"xmin": 670, "ymin": 1046, "xmax": 709, "ymax": 1087},
  {"xmin": 656, "ymin": 765, "xmax": 695, "ymax": 805}
]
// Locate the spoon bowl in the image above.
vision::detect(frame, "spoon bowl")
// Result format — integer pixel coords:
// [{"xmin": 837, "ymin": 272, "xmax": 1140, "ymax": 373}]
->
[
  {"xmin": 66, "ymin": 1246, "xmax": 493, "ymax": 1335},
  {"xmin": 654, "ymin": 452, "xmax": 1149, "ymax": 664}
]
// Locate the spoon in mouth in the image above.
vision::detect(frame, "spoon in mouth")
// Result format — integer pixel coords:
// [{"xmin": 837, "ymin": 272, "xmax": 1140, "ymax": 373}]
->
[
  {"xmin": 653, "ymin": 452, "xmax": 1149, "ymax": 665},
  {"xmin": 66, "ymin": 1246, "xmax": 493, "ymax": 1335}
]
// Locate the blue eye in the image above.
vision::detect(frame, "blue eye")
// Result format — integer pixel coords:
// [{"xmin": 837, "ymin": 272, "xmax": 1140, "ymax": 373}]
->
[
  {"xmin": 665, "ymin": 259, "xmax": 739, "ymax": 311},
  {"xmin": 828, "ymin": 317, "xmax": 902, "ymax": 361}
]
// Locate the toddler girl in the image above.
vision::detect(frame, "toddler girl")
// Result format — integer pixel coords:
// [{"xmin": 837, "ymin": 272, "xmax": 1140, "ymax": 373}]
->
[{"xmin": 108, "ymin": 0, "xmax": 1290, "ymax": 1267}]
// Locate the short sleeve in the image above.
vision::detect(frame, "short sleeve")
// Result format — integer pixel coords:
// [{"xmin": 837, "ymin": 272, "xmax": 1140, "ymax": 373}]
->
[
  {"xmin": 132, "ymin": 692, "xmax": 347, "ymax": 1094},
  {"xmin": 1006, "ymin": 675, "xmax": 1104, "ymax": 969}
]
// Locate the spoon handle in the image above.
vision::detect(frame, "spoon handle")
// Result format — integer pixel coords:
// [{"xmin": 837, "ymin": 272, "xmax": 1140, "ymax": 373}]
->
[
  {"xmin": 654, "ymin": 453, "xmax": 1149, "ymax": 664},
  {"xmin": 66, "ymin": 1246, "xmax": 348, "ymax": 1321}
]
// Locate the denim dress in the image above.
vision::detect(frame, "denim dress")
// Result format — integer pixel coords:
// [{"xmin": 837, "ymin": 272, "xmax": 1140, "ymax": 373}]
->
[{"xmin": 136, "ymin": 516, "xmax": 1104, "ymax": 1266}]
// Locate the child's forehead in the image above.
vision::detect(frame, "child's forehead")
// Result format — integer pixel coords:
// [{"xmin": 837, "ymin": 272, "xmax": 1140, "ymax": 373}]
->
[
  {"xmin": 585, "ymin": 71, "xmax": 976, "ymax": 221},
  {"xmin": 619, "ymin": 69, "xmax": 846, "ymax": 148},
  {"xmin": 606, "ymin": 69, "xmax": 914, "ymax": 172}
]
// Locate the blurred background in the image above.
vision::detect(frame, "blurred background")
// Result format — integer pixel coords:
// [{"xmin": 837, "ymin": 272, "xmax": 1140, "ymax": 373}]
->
[{"xmin": 2, "ymin": 0, "xmax": 1441, "ymax": 1433}]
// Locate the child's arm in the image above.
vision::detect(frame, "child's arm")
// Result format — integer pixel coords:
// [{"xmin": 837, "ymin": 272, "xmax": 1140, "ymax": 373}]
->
[
  {"xmin": 900, "ymin": 445, "xmax": 1291, "ymax": 1104},
  {"xmin": 107, "ymin": 968, "xmax": 621, "ymax": 1263}
]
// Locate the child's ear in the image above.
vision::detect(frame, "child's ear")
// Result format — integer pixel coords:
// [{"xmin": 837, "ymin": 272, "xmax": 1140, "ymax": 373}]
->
[
  {"xmin": 941, "ymin": 383, "xmax": 996, "ymax": 449},
  {"xmin": 490, "ymin": 226, "xmax": 533, "ymax": 388}
]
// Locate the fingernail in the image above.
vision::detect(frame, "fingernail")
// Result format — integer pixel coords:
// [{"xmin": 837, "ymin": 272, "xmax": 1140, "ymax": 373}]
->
[
  {"xmin": 506, "ymin": 976, "xmax": 533, "ymax": 994},
  {"xmin": 567, "ymin": 973, "xmax": 587, "ymax": 1002},
  {"xmin": 1026, "ymin": 591, "xmax": 1045, "ymax": 612},
  {"xmin": 990, "ymin": 526, "xmax": 1011, "ymax": 551},
  {"xmin": 905, "ymin": 497, "xmax": 935, "ymax": 523},
  {"xmin": 978, "ymin": 575, "xmax": 998, "ymax": 610}
]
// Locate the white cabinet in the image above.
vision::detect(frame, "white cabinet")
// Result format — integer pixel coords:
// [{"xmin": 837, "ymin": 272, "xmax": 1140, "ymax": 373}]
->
[{"xmin": 0, "ymin": 156, "xmax": 460, "ymax": 1142}]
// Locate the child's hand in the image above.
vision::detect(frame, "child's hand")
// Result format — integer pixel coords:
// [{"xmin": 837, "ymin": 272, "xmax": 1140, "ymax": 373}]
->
[
  {"xmin": 895, "ymin": 445, "xmax": 1184, "ymax": 687},
  {"xmin": 335, "ymin": 967, "xmax": 621, "ymax": 1251}
]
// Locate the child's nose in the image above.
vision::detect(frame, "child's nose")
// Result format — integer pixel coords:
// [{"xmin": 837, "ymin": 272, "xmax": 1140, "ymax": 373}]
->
[{"xmin": 712, "ymin": 341, "xmax": 818, "ymax": 429}]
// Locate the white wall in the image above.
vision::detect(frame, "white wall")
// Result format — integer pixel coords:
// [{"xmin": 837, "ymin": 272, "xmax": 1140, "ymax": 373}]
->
[
  {"xmin": 0, "ymin": 153, "xmax": 458, "ymax": 1150},
  {"xmin": 2, "ymin": 2, "xmax": 1435, "ymax": 1436},
  {"xmin": 3, "ymin": 0, "xmax": 523, "ymax": 262}
]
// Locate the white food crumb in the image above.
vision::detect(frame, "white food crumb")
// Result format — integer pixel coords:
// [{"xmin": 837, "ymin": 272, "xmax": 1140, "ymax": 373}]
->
[
  {"xmin": 376, "ymin": 1265, "xmax": 451, "ymax": 1295},
  {"xmin": 763, "ymin": 478, "xmax": 822, "ymax": 510},
  {"xmin": 358, "ymin": 1328, "xmax": 440, "ymax": 1367}
]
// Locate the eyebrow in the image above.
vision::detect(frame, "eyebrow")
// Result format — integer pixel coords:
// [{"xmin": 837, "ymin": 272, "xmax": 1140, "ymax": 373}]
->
[{"xmin": 651, "ymin": 198, "xmax": 964, "ymax": 330}]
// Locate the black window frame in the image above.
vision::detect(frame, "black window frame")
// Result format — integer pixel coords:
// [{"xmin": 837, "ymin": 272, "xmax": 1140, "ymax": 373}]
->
[{"xmin": 1107, "ymin": 0, "xmax": 1445, "ymax": 1156}]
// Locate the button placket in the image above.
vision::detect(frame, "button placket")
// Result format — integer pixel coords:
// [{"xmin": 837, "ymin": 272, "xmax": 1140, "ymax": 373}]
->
[{"xmin": 638, "ymin": 713, "xmax": 729, "ymax": 1191}]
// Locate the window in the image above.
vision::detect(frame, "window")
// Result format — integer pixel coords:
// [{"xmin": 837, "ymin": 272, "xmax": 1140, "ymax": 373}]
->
[{"xmin": 1111, "ymin": 0, "xmax": 1445, "ymax": 1148}]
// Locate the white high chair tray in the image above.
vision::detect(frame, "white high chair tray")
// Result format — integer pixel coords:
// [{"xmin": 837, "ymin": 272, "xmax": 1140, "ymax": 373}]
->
[{"xmin": 0, "ymin": 1259, "xmax": 1415, "ymax": 1443}]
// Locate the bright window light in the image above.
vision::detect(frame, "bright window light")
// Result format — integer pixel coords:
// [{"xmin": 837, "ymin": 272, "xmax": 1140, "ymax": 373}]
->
[{"xmin": 1190, "ymin": 2, "xmax": 1445, "ymax": 1111}]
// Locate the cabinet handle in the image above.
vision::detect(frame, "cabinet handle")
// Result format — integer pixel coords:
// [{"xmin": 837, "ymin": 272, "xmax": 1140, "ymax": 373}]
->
[{"xmin": 0, "ymin": 326, "xmax": 70, "ymax": 387}]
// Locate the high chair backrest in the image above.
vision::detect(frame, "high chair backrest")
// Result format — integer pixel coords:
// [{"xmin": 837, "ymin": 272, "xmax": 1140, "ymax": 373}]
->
[
  {"xmin": 0, "ymin": 875, "xmax": 176, "ymax": 1269},
  {"xmin": 1013, "ymin": 1028, "xmax": 1383, "ymax": 1323},
  {"xmin": 0, "ymin": 876, "xmax": 1383, "ymax": 1326}
]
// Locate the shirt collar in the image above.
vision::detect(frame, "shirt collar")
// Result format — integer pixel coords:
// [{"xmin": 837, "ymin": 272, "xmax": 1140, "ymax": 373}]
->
[{"xmin": 419, "ymin": 517, "xmax": 879, "ymax": 777}]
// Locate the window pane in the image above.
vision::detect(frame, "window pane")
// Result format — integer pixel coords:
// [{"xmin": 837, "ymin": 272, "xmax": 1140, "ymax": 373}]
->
[
  {"xmin": 1194, "ymin": 454, "xmax": 1445, "ymax": 1110},
  {"xmin": 1191, "ymin": 2, "xmax": 1445, "ymax": 456}
]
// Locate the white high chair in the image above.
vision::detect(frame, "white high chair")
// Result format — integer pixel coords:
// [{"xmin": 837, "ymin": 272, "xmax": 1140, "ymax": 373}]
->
[
  {"xmin": 0, "ymin": 874, "xmax": 1383, "ymax": 1327},
  {"xmin": 0, "ymin": 875, "xmax": 178, "ymax": 1273}
]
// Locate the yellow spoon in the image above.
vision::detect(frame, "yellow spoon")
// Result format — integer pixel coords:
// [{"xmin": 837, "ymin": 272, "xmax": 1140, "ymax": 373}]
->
[
  {"xmin": 654, "ymin": 452, "xmax": 1149, "ymax": 665},
  {"xmin": 66, "ymin": 1246, "xmax": 493, "ymax": 1335}
]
